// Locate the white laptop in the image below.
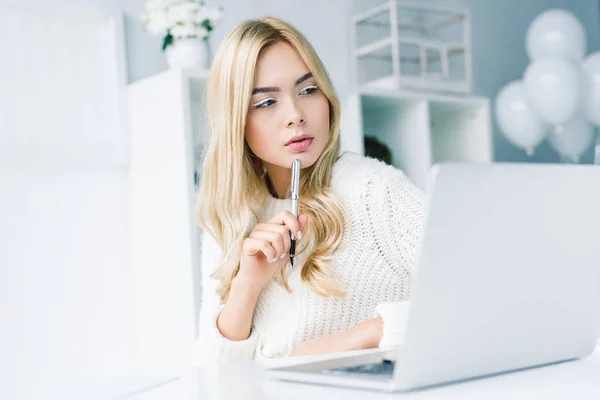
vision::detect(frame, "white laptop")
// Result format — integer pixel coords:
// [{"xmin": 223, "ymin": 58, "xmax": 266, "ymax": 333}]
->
[{"xmin": 265, "ymin": 162, "xmax": 600, "ymax": 392}]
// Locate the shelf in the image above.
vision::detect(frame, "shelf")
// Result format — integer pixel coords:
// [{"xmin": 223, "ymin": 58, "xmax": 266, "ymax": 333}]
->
[
  {"xmin": 341, "ymin": 90, "xmax": 493, "ymax": 190},
  {"xmin": 351, "ymin": 0, "xmax": 472, "ymax": 95},
  {"xmin": 429, "ymin": 99, "xmax": 493, "ymax": 165},
  {"xmin": 356, "ymin": 37, "xmax": 393, "ymax": 57},
  {"xmin": 361, "ymin": 95, "xmax": 432, "ymax": 188}
]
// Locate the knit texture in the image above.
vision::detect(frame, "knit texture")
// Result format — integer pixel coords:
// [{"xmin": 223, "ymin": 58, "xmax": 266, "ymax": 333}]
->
[{"xmin": 191, "ymin": 151, "xmax": 426, "ymax": 366}]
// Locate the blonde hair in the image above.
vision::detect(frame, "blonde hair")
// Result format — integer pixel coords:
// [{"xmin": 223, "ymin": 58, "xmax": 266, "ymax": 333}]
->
[{"xmin": 196, "ymin": 17, "xmax": 348, "ymax": 303}]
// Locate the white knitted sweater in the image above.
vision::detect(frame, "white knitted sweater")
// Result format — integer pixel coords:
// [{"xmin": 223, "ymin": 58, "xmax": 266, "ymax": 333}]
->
[{"xmin": 191, "ymin": 151, "xmax": 426, "ymax": 366}]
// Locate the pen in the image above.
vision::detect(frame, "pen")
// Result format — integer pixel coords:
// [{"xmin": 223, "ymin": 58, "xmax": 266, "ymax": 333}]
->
[{"xmin": 290, "ymin": 158, "xmax": 301, "ymax": 266}]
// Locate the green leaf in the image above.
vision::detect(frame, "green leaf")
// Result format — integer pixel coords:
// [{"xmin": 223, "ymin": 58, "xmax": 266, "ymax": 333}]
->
[
  {"xmin": 162, "ymin": 32, "xmax": 174, "ymax": 52},
  {"xmin": 202, "ymin": 19, "xmax": 213, "ymax": 32}
]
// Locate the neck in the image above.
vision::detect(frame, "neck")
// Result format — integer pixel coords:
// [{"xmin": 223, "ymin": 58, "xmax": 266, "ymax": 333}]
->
[{"xmin": 264, "ymin": 162, "xmax": 291, "ymax": 199}]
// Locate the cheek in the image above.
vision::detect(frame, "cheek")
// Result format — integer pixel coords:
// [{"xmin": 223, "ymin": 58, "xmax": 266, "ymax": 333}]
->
[
  {"xmin": 245, "ymin": 114, "xmax": 265, "ymax": 145},
  {"xmin": 312, "ymin": 95, "xmax": 330, "ymax": 131},
  {"xmin": 245, "ymin": 113, "xmax": 275, "ymax": 155}
]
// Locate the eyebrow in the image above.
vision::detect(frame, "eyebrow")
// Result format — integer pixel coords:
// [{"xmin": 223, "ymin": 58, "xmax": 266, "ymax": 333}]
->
[{"xmin": 251, "ymin": 72, "xmax": 313, "ymax": 95}]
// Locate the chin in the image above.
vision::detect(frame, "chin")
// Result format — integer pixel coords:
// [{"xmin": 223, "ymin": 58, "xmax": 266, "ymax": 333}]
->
[{"xmin": 287, "ymin": 150, "xmax": 322, "ymax": 169}]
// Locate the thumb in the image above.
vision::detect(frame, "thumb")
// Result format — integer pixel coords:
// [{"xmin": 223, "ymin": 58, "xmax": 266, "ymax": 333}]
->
[{"xmin": 298, "ymin": 213, "xmax": 308, "ymax": 233}]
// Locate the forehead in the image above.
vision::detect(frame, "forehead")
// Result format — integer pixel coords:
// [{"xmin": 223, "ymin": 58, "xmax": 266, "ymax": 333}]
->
[{"xmin": 254, "ymin": 41, "xmax": 310, "ymax": 85}]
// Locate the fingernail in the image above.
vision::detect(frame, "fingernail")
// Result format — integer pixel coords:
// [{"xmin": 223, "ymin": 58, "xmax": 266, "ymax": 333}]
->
[
  {"xmin": 297, "ymin": 231, "xmax": 303, "ymax": 240},
  {"xmin": 270, "ymin": 258, "xmax": 278, "ymax": 263},
  {"xmin": 280, "ymin": 253, "xmax": 287, "ymax": 259}
]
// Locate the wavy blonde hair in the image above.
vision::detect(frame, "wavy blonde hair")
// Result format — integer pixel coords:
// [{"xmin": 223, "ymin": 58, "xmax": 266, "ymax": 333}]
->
[{"xmin": 196, "ymin": 17, "xmax": 348, "ymax": 303}]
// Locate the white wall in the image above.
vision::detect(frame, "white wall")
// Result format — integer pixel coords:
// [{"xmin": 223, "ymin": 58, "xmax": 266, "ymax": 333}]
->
[
  {"xmin": 0, "ymin": 2, "xmax": 134, "ymax": 399},
  {"xmin": 0, "ymin": 169, "xmax": 132, "ymax": 399}
]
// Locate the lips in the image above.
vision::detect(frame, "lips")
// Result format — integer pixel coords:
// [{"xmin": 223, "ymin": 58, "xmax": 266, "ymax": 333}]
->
[
  {"xmin": 287, "ymin": 137, "xmax": 313, "ymax": 152},
  {"xmin": 285, "ymin": 134, "xmax": 314, "ymax": 146}
]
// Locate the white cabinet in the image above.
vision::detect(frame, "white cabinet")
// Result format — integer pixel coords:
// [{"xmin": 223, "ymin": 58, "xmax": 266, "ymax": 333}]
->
[
  {"xmin": 341, "ymin": 89, "xmax": 494, "ymax": 190},
  {"xmin": 127, "ymin": 68, "xmax": 208, "ymax": 374}
]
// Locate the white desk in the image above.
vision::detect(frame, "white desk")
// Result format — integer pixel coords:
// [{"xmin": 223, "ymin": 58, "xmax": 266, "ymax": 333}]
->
[{"xmin": 121, "ymin": 344, "xmax": 600, "ymax": 400}]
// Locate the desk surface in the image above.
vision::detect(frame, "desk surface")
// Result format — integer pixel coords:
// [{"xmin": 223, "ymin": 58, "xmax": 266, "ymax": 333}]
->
[{"xmin": 121, "ymin": 344, "xmax": 600, "ymax": 400}]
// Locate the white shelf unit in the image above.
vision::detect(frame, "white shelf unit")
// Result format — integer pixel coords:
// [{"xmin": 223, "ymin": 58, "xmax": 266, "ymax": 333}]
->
[
  {"xmin": 340, "ymin": 89, "xmax": 493, "ymax": 190},
  {"xmin": 350, "ymin": 0, "xmax": 472, "ymax": 95},
  {"xmin": 127, "ymin": 68, "xmax": 208, "ymax": 375}
]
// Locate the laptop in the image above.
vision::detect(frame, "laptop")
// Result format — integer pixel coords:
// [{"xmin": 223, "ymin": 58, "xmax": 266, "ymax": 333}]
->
[{"xmin": 265, "ymin": 162, "xmax": 600, "ymax": 392}]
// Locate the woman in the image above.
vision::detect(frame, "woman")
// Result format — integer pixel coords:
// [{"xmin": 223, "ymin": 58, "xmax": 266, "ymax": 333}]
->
[{"xmin": 192, "ymin": 16, "xmax": 426, "ymax": 365}]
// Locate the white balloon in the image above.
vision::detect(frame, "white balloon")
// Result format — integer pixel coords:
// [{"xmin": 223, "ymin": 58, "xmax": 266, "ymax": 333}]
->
[
  {"xmin": 548, "ymin": 116, "xmax": 595, "ymax": 162},
  {"xmin": 526, "ymin": 9, "xmax": 586, "ymax": 62},
  {"xmin": 523, "ymin": 58, "xmax": 581, "ymax": 125},
  {"xmin": 495, "ymin": 81, "xmax": 548, "ymax": 155},
  {"xmin": 582, "ymin": 52, "xmax": 600, "ymax": 126}
]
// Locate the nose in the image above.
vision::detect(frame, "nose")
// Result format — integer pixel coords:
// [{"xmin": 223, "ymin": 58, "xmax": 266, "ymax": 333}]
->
[{"xmin": 284, "ymin": 99, "xmax": 305, "ymax": 128}]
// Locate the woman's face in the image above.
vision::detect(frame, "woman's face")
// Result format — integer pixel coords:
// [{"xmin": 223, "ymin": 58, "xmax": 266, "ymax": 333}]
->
[{"xmin": 245, "ymin": 41, "xmax": 330, "ymax": 172}]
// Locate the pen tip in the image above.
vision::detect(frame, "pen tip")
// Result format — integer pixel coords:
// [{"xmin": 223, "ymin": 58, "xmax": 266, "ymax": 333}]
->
[{"xmin": 290, "ymin": 257, "xmax": 294, "ymax": 267}]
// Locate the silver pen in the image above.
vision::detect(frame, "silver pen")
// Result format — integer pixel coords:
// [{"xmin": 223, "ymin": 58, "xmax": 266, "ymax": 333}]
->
[{"xmin": 290, "ymin": 158, "xmax": 301, "ymax": 266}]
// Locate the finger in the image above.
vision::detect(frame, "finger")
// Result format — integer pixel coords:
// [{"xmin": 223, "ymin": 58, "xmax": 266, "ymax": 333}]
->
[
  {"xmin": 255, "ymin": 223, "xmax": 291, "ymax": 252},
  {"xmin": 242, "ymin": 237, "xmax": 276, "ymax": 261},
  {"xmin": 255, "ymin": 222, "xmax": 289, "ymax": 237},
  {"xmin": 248, "ymin": 230, "xmax": 285, "ymax": 259},
  {"xmin": 267, "ymin": 210, "xmax": 302, "ymax": 239}
]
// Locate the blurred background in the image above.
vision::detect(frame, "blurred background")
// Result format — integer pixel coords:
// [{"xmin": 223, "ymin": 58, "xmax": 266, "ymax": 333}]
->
[{"xmin": 1, "ymin": 0, "xmax": 599, "ymax": 399}]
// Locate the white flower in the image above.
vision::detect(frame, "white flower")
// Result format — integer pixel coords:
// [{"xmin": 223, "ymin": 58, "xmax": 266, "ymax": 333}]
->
[
  {"xmin": 208, "ymin": 7, "xmax": 223, "ymax": 21},
  {"xmin": 163, "ymin": 0, "xmax": 186, "ymax": 7},
  {"xmin": 195, "ymin": 25, "xmax": 209, "ymax": 39},
  {"xmin": 170, "ymin": 23, "xmax": 196, "ymax": 38},
  {"xmin": 167, "ymin": 2, "xmax": 199, "ymax": 24},
  {"xmin": 194, "ymin": 7, "xmax": 210, "ymax": 23},
  {"xmin": 146, "ymin": 10, "xmax": 172, "ymax": 34},
  {"xmin": 140, "ymin": 0, "xmax": 223, "ymax": 41}
]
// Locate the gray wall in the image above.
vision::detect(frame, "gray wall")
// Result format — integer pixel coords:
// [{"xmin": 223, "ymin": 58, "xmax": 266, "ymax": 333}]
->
[{"xmin": 466, "ymin": 0, "xmax": 600, "ymax": 163}]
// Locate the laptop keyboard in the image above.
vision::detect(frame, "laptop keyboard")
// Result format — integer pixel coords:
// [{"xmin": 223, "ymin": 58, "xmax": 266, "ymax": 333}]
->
[{"xmin": 323, "ymin": 359, "xmax": 395, "ymax": 378}]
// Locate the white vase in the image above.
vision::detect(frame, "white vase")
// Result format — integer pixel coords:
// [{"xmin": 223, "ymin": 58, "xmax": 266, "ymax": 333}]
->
[{"xmin": 165, "ymin": 37, "xmax": 211, "ymax": 70}]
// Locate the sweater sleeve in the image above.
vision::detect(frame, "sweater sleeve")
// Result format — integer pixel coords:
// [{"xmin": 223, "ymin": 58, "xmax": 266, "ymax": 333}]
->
[
  {"xmin": 373, "ymin": 301, "xmax": 411, "ymax": 348},
  {"xmin": 190, "ymin": 229, "xmax": 259, "ymax": 367}
]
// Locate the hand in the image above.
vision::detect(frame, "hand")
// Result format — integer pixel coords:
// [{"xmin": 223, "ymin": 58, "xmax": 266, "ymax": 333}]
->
[
  {"xmin": 358, "ymin": 316, "xmax": 384, "ymax": 348},
  {"xmin": 236, "ymin": 210, "xmax": 308, "ymax": 294},
  {"xmin": 293, "ymin": 316, "xmax": 383, "ymax": 357}
]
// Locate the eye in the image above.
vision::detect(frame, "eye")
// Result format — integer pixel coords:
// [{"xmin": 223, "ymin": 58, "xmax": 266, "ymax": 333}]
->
[
  {"xmin": 299, "ymin": 85, "xmax": 318, "ymax": 96},
  {"xmin": 252, "ymin": 98, "xmax": 277, "ymax": 109}
]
